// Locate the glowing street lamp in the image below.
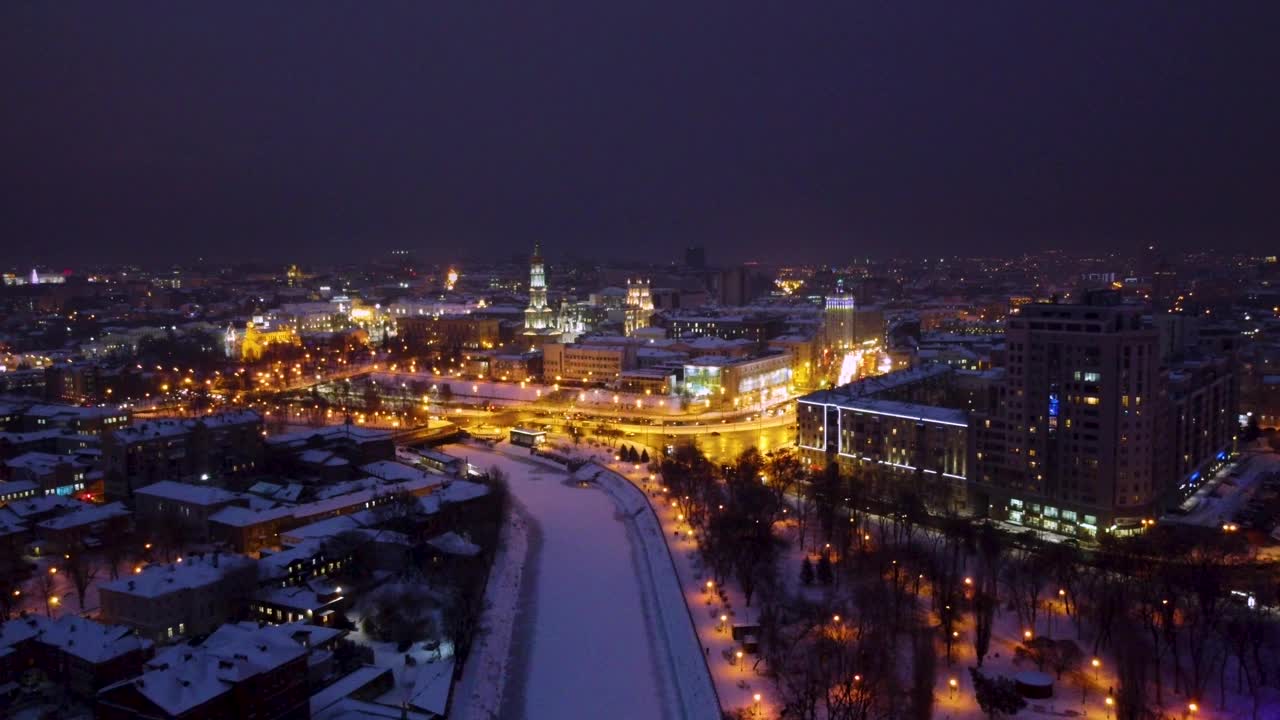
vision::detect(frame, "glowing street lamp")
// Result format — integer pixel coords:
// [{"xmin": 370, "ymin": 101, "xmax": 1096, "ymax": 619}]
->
[
  {"xmin": 1023, "ymin": 629, "xmax": 1033, "ymax": 641},
  {"xmin": 1092, "ymin": 657, "xmax": 1101, "ymax": 680},
  {"xmin": 1188, "ymin": 702, "xmax": 1198, "ymax": 715},
  {"xmin": 948, "ymin": 677, "xmax": 958, "ymax": 697}
]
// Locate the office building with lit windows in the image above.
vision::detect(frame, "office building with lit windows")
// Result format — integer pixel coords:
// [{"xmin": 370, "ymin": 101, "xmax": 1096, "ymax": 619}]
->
[
  {"xmin": 797, "ymin": 365, "xmax": 974, "ymax": 512},
  {"xmin": 971, "ymin": 292, "xmax": 1236, "ymax": 536},
  {"xmin": 542, "ymin": 342, "xmax": 637, "ymax": 385}
]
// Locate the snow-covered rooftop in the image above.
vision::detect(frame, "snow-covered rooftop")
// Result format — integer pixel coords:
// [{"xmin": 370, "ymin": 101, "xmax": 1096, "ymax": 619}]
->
[
  {"xmin": 27, "ymin": 614, "xmax": 152, "ymax": 664},
  {"xmin": 427, "ymin": 531, "xmax": 480, "ymax": 557},
  {"xmin": 5, "ymin": 451, "xmax": 88, "ymax": 474},
  {"xmin": 101, "ymin": 553, "xmax": 255, "ymax": 599},
  {"xmin": 110, "ymin": 411, "xmax": 260, "ymax": 443},
  {"xmin": 36, "ymin": 500, "xmax": 130, "ymax": 531},
  {"xmin": 309, "ymin": 665, "xmax": 393, "ymax": 717},
  {"xmin": 134, "ymin": 480, "xmax": 241, "ymax": 506},
  {"xmin": 358, "ymin": 460, "xmax": 437, "ymax": 485}
]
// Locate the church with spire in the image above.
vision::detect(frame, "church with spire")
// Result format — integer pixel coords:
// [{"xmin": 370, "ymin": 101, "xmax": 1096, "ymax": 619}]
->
[{"xmin": 523, "ymin": 243, "xmax": 556, "ymax": 336}]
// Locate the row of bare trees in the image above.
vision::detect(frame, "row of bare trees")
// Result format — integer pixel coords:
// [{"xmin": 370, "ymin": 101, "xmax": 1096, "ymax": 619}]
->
[{"xmin": 664, "ymin": 445, "xmax": 1280, "ymax": 720}]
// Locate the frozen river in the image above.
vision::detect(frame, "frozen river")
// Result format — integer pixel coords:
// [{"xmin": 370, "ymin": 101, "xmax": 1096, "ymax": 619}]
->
[{"xmin": 455, "ymin": 444, "xmax": 671, "ymax": 720}]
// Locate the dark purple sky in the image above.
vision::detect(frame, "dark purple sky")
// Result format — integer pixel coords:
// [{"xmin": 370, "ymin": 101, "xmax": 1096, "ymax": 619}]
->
[{"xmin": 2, "ymin": 2, "xmax": 1278, "ymax": 266}]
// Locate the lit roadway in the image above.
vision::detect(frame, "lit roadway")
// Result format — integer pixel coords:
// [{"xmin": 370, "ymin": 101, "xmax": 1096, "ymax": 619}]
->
[{"xmin": 260, "ymin": 366, "xmax": 801, "ymax": 462}]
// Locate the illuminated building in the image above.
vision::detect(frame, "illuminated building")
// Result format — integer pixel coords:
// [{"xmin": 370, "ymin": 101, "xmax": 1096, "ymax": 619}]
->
[
  {"xmin": 658, "ymin": 310, "xmax": 786, "ymax": 346},
  {"xmin": 556, "ymin": 300, "xmax": 607, "ymax": 339},
  {"xmin": 1, "ymin": 269, "xmax": 66, "ymax": 286},
  {"xmin": 797, "ymin": 365, "xmax": 974, "ymax": 511},
  {"xmin": 618, "ymin": 369, "xmax": 674, "ymax": 395},
  {"xmin": 487, "ymin": 351, "xmax": 542, "ymax": 382},
  {"xmin": 625, "ymin": 278, "xmax": 655, "ymax": 335},
  {"xmin": 224, "ymin": 324, "xmax": 238, "ymax": 358},
  {"xmin": 821, "ymin": 296, "xmax": 883, "ymax": 352},
  {"xmin": 542, "ymin": 342, "xmax": 636, "ymax": 385},
  {"xmin": 681, "ymin": 351, "xmax": 792, "ymax": 407},
  {"xmin": 768, "ymin": 334, "xmax": 819, "ymax": 390},
  {"xmin": 277, "ymin": 302, "xmax": 350, "ymax": 333},
  {"xmin": 238, "ymin": 322, "xmax": 301, "ymax": 362},
  {"xmin": 523, "ymin": 243, "xmax": 555, "ymax": 333}
]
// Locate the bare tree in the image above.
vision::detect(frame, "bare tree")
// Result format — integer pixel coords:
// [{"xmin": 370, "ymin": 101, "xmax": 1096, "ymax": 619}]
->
[
  {"xmin": 973, "ymin": 590, "xmax": 996, "ymax": 668},
  {"xmin": 35, "ymin": 567, "xmax": 58, "ymax": 617},
  {"xmin": 64, "ymin": 546, "xmax": 99, "ymax": 613}
]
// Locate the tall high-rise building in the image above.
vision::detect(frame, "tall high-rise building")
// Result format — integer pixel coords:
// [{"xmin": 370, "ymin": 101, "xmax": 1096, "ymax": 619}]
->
[
  {"xmin": 972, "ymin": 292, "xmax": 1166, "ymax": 534},
  {"xmin": 524, "ymin": 243, "xmax": 555, "ymax": 333},
  {"xmin": 821, "ymin": 296, "xmax": 884, "ymax": 353},
  {"xmin": 822, "ymin": 295, "xmax": 857, "ymax": 351},
  {"xmin": 624, "ymin": 278, "xmax": 654, "ymax": 335}
]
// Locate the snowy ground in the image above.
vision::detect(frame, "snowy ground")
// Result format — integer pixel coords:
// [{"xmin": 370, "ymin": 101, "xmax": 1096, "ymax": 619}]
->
[
  {"xmin": 449, "ymin": 441, "xmax": 682, "ymax": 720},
  {"xmin": 1165, "ymin": 448, "xmax": 1280, "ymax": 530},
  {"xmin": 583, "ymin": 439, "xmax": 1276, "ymax": 719}
]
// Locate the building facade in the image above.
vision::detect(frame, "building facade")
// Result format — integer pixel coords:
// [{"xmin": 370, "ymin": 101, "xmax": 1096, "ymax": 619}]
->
[{"xmin": 102, "ymin": 412, "xmax": 264, "ymax": 502}]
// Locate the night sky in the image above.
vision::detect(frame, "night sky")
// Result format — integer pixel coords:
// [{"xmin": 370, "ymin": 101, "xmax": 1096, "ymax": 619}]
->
[{"xmin": 3, "ymin": 3, "xmax": 1278, "ymax": 266}]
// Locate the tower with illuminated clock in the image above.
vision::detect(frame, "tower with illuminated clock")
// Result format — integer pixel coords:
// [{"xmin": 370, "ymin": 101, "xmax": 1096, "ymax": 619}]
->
[{"xmin": 523, "ymin": 243, "xmax": 555, "ymax": 333}]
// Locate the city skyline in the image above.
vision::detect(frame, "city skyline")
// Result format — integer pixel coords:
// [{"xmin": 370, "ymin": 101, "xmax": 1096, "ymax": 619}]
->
[{"xmin": 1, "ymin": 5, "xmax": 1278, "ymax": 719}]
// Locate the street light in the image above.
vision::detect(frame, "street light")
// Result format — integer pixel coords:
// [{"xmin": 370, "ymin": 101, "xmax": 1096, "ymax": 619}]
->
[
  {"xmin": 949, "ymin": 677, "xmax": 958, "ymax": 697},
  {"xmin": 1105, "ymin": 695, "xmax": 1114, "ymax": 718},
  {"xmin": 753, "ymin": 693, "xmax": 762, "ymax": 719},
  {"xmin": 1023, "ymin": 629, "xmax": 1033, "ymax": 641},
  {"xmin": 1188, "ymin": 701, "xmax": 1198, "ymax": 715},
  {"xmin": 1092, "ymin": 657, "xmax": 1100, "ymax": 680}
]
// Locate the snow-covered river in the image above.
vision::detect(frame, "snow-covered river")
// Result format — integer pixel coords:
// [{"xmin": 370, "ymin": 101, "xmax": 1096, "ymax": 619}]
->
[{"xmin": 461, "ymin": 445, "xmax": 670, "ymax": 720}]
